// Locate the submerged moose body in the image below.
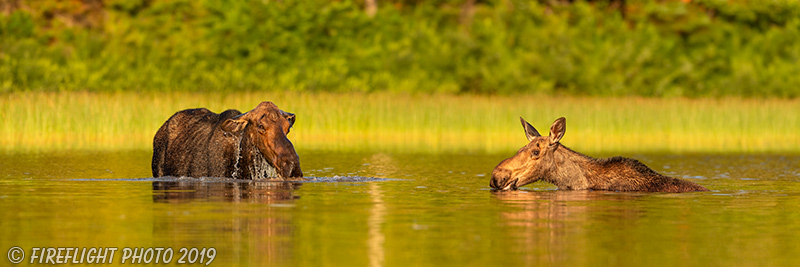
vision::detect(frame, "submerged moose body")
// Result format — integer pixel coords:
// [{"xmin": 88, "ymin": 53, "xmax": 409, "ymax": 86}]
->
[
  {"xmin": 490, "ymin": 117, "xmax": 708, "ymax": 193},
  {"xmin": 152, "ymin": 101, "xmax": 302, "ymax": 179}
]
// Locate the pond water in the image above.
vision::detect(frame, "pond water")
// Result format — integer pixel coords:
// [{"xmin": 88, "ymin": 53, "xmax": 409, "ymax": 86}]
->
[{"xmin": 2, "ymin": 150, "xmax": 800, "ymax": 266}]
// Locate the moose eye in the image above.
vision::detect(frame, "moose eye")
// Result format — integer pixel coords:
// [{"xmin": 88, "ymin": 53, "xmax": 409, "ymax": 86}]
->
[
  {"xmin": 531, "ymin": 150, "xmax": 540, "ymax": 157},
  {"xmin": 257, "ymin": 124, "xmax": 266, "ymax": 131}
]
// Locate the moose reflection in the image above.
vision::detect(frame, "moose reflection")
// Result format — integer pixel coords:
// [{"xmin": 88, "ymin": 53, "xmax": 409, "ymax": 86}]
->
[
  {"xmin": 152, "ymin": 180, "xmax": 300, "ymax": 203},
  {"xmin": 491, "ymin": 190, "xmax": 647, "ymax": 265},
  {"xmin": 152, "ymin": 180, "xmax": 299, "ymax": 266}
]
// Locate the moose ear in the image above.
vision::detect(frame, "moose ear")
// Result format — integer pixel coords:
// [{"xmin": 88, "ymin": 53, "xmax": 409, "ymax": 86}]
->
[
  {"xmin": 283, "ymin": 111, "xmax": 296, "ymax": 127},
  {"xmin": 221, "ymin": 118, "xmax": 248, "ymax": 133},
  {"xmin": 520, "ymin": 117, "xmax": 541, "ymax": 142},
  {"xmin": 549, "ymin": 117, "xmax": 566, "ymax": 145}
]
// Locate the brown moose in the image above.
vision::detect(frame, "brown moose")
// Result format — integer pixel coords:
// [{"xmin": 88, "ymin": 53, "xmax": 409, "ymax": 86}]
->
[
  {"xmin": 490, "ymin": 117, "xmax": 708, "ymax": 192},
  {"xmin": 152, "ymin": 101, "xmax": 302, "ymax": 179}
]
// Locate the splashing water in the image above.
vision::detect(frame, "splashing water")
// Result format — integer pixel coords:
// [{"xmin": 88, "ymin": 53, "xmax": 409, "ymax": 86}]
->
[
  {"xmin": 229, "ymin": 131, "xmax": 278, "ymax": 179},
  {"xmin": 249, "ymin": 148, "xmax": 279, "ymax": 179},
  {"xmin": 231, "ymin": 132, "xmax": 242, "ymax": 179}
]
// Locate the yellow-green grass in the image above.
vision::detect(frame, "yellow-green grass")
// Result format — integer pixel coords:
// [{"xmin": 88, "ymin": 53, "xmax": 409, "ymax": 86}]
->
[{"xmin": 1, "ymin": 91, "xmax": 798, "ymax": 154}]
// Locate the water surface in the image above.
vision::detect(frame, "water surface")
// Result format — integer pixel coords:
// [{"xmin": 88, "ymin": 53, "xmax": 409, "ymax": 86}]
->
[{"xmin": 1, "ymin": 151, "xmax": 799, "ymax": 266}]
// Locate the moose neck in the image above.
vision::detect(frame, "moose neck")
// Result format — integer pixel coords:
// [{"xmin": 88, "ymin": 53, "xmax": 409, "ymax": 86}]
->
[
  {"xmin": 548, "ymin": 144, "xmax": 677, "ymax": 191},
  {"xmin": 235, "ymin": 132, "xmax": 279, "ymax": 179},
  {"xmin": 544, "ymin": 144, "xmax": 597, "ymax": 190}
]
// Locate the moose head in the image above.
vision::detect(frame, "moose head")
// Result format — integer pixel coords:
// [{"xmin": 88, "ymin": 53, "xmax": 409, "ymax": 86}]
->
[
  {"xmin": 220, "ymin": 101, "xmax": 302, "ymax": 178},
  {"xmin": 490, "ymin": 117, "xmax": 566, "ymax": 190}
]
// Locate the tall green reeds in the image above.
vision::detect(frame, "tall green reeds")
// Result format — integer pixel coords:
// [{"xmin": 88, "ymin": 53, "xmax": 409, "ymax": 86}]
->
[{"xmin": 2, "ymin": 92, "xmax": 798, "ymax": 154}]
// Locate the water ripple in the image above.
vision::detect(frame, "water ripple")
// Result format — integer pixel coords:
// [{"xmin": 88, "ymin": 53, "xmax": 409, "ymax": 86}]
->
[{"xmin": 72, "ymin": 176, "xmax": 396, "ymax": 183}]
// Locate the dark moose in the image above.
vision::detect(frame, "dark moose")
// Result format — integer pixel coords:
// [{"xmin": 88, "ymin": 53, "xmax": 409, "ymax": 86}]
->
[{"xmin": 152, "ymin": 101, "xmax": 302, "ymax": 179}]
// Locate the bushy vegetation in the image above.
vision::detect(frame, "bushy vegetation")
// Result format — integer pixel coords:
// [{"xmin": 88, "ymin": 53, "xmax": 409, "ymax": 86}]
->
[{"xmin": 1, "ymin": 0, "xmax": 799, "ymax": 97}]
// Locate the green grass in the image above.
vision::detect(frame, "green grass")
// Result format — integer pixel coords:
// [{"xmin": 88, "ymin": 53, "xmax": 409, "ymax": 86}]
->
[{"xmin": 2, "ymin": 92, "xmax": 798, "ymax": 154}]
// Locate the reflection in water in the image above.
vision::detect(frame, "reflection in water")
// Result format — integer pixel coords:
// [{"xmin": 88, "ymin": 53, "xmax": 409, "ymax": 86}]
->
[
  {"xmin": 152, "ymin": 181, "xmax": 300, "ymax": 265},
  {"xmin": 152, "ymin": 180, "xmax": 301, "ymax": 203},
  {"xmin": 491, "ymin": 190, "xmax": 644, "ymax": 265},
  {"xmin": 5, "ymin": 151, "xmax": 800, "ymax": 266},
  {"xmin": 365, "ymin": 153, "xmax": 392, "ymax": 267},
  {"xmin": 364, "ymin": 153, "xmax": 401, "ymax": 178},
  {"xmin": 367, "ymin": 183, "xmax": 385, "ymax": 267}
]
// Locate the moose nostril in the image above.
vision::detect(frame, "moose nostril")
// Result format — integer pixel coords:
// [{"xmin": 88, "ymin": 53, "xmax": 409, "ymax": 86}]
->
[
  {"xmin": 286, "ymin": 160, "xmax": 301, "ymax": 178},
  {"xmin": 282, "ymin": 162, "xmax": 294, "ymax": 178},
  {"xmin": 490, "ymin": 177, "xmax": 504, "ymax": 189}
]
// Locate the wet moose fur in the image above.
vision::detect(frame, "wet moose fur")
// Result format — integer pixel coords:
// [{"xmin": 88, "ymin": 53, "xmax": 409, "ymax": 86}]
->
[
  {"xmin": 490, "ymin": 117, "xmax": 708, "ymax": 193},
  {"xmin": 152, "ymin": 102, "xmax": 302, "ymax": 179}
]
